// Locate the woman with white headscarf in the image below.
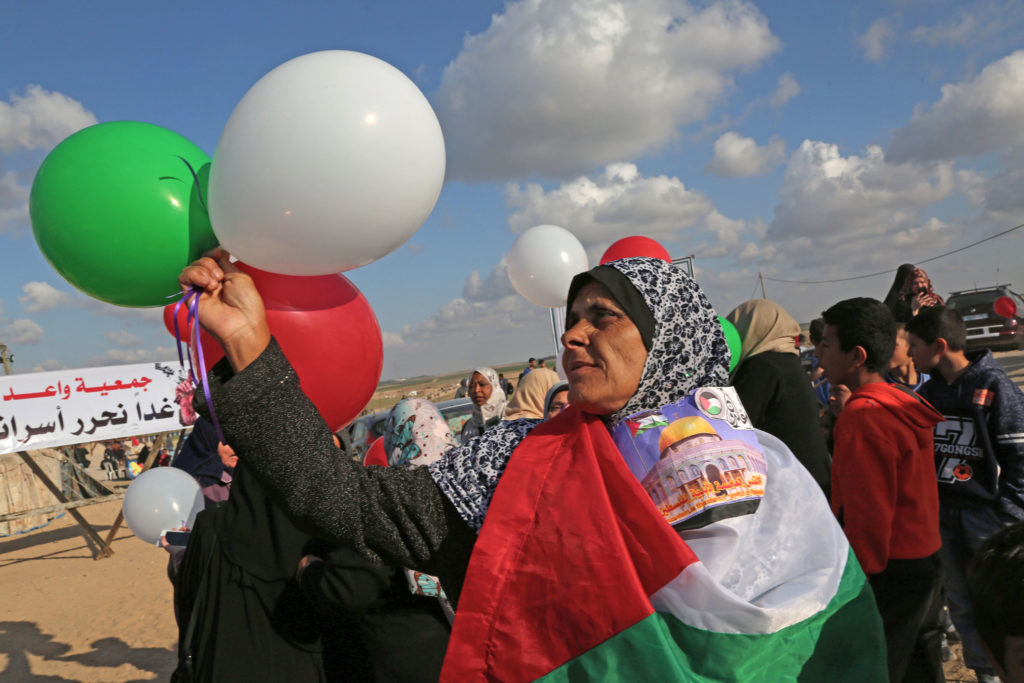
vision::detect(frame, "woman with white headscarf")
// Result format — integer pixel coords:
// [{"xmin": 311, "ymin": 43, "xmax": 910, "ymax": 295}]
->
[{"xmin": 459, "ymin": 367, "xmax": 506, "ymax": 444}]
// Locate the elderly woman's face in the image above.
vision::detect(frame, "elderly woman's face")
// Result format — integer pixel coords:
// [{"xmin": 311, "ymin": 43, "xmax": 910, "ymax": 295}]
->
[
  {"xmin": 468, "ymin": 372, "xmax": 493, "ymax": 406},
  {"xmin": 561, "ymin": 281, "xmax": 647, "ymax": 415},
  {"xmin": 545, "ymin": 389, "xmax": 569, "ymax": 420}
]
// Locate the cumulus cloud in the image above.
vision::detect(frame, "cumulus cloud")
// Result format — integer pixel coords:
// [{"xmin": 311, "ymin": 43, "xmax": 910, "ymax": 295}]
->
[
  {"xmin": 434, "ymin": 0, "xmax": 779, "ymax": 180},
  {"xmin": 28, "ymin": 359, "xmax": 64, "ymax": 372},
  {"xmin": 769, "ymin": 72, "xmax": 800, "ymax": 109},
  {"xmin": 506, "ymin": 162, "xmax": 725, "ymax": 245},
  {"xmin": 0, "ymin": 84, "xmax": 97, "ymax": 153},
  {"xmin": 18, "ymin": 281, "xmax": 72, "ymax": 312},
  {"xmin": 858, "ymin": 17, "xmax": 896, "ymax": 62},
  {"xmin": 0, "ymin": 318, "xmax": 45, "ymax": 345},
  {"xmin": 88, "ymin": 345, "xmax": 178, "ymax": 367},
  {"xmin": 886, "ymin": 50, "xmax": 1024, "ymax": 163},
  {"xmin": 381, "ymin": 331, "xmax": 405, "ymax": 348},
  {"xmin": 105, "ymin": 330, "xmax": 143, "ymax": 347},
  {"xmin": 706, "ymin": 132, "xmax": 785, "ymax": 177},
  {"xmin": 463, "ymin": 257, "xmax": 516, "ymax": 302},
  {"xmin": 0, "ymin": 166, "xmax": 30, "ymax": 233},
  {"xmin": 961, "ymin": 144, "xmax": 1024, "ymax": 223},
  {"xmin": 768, "ymin": 140, "xmax": 958, "ymax": 249}
]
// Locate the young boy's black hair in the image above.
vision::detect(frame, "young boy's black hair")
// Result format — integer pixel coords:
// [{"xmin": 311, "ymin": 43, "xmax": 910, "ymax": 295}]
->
[
  {"xmin": 968, "ymin": 522, "xmax": 1024, "ymax": 675},
  {"xmin": 820, "ymin": 298, "xmax": 896, "ymax": 375},
  {"xmin": 905, "ymin": 305, "xmax": 967, "ymax": 351}
]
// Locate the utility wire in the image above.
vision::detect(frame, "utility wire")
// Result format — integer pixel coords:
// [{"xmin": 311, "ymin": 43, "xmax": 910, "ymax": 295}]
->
[{"xmin": 762, "ymin": 221, "xmax": 1024, "ymax": 285}]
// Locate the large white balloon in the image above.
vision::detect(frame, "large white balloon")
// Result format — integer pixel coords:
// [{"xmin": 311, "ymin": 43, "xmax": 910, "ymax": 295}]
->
[
  {"xmin": 122, "ymin": 467, "xmax": 205, "ymax": 545},
  {"xmin": 209, "ymin": 50, "xmax": 446, "ymax": 275},
  {"xmin": 507, "ymin": 225, "xmax": 589, "ymax": 308}
]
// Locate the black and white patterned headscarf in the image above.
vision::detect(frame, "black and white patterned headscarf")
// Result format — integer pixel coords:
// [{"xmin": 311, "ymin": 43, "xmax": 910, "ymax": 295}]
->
[{"xmin": 429, "ymin": 257, "xmax": 730, "ymax": 530}]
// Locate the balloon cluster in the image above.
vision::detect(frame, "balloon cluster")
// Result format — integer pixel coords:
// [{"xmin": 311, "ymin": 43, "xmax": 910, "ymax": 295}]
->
[{"xmin": 30, "ymin": 51, "xmax": 445, "ymax": 433}]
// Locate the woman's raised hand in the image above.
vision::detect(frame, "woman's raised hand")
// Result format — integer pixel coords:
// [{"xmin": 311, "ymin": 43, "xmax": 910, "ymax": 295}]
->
[{"xmin": 178, "ymin": 248, "xmax": 271, "ymax": 371}]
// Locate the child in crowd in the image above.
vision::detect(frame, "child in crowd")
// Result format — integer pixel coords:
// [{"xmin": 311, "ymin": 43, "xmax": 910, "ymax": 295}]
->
[
  {"xmin": 907, "ymin": 305, "xmax": 1024, "ymax": 682},
  {"xmin": 968, "ymin": 521, "xmax": 1024, "ymax": 683},
  {"xmin": 888, "ymin": 324, "xmax": 929, "ymax": 392},
  {"xmin": 817, "ymin": 297, "xmax": 945, "ymax": 682}
]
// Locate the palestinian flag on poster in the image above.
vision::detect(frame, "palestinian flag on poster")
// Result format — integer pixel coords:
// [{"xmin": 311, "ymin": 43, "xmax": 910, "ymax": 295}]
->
[{"xmin": 441, "ymin": 400, "xmax": 886, "ymax": 682}]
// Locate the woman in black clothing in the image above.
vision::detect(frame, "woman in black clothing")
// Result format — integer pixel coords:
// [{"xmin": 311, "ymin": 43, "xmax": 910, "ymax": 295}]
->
[{"xmin": 726, "ymin": 298, "xmax": 832, "ymax": 497}]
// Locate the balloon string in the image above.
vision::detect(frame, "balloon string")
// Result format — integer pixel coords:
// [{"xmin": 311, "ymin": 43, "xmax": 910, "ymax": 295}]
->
[
  {"xmin": 175, "ymin": 155, "xmax": 208, "ymax": 212},
  {"xmin": 172, "ymin": 287, "xmax": 225, "ymax": 444}
]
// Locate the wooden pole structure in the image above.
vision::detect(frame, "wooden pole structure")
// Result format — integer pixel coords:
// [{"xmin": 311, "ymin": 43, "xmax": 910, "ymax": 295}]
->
[
  {"xmin": 16, "ymin": 451, "xmax": 114, "ymax": 559},
  {"xmin": 759, "ymin": 272, "xmax": 767, "ymax": 299},
  {"xmin": 0, "ymin": 343, "xmax": 11, "ymax": 375}
]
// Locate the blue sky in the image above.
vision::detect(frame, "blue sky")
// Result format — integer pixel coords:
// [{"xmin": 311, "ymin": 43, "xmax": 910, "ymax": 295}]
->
[{"xmin": 2, "ymin": 0, "xmax": 1024, "ymax": 380}]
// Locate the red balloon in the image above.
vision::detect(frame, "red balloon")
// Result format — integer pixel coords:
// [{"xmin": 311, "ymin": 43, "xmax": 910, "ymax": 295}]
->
[
  {"xmin": 363, "ymin": 437, "xmax": 387, "ymax": 467},
  {"xmin": 164, "ymin": 263, "xmax": 382, "ymax": 432},
  {"xmin": 163, "ymin": 299, "xmax": 198, "ymax": 339},
  {"xmin": 994, "ymin": 296, "xmax": 1018, "ymax": 319},
  {"xmin": 599, "ymin": 236, "xmax": 672, "ymax": 265}
]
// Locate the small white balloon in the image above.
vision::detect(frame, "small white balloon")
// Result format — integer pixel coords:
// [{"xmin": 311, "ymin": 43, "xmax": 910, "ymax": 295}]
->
[
  {"xmin": 209, "ymin": 50, "xmax": 446, "ymax": 275},
  {"xmin": 122, "ymin": 467, "xmax": 205, "ymax": 545},
  {"xmin": 507, "ymin": 225, "xmax": 589, "ymax": 308}
]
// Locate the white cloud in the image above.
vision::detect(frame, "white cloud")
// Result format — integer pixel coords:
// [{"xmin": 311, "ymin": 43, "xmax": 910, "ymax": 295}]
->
[
  {"xmin": 381, "ymin": 330, "xmax": 405, "ymax": 348},
  {"xmin": 887, "ymin": 50, "xmax": 1024, "ymax": 163},
  {"xmin": 18, "ymin": 281, "xmax": 71, "ymax": 312},
  {"xmin": 0, "ymin": 318, "xmax": 44, "ymax": 345},
  {"xmin": 858, "ymin": 17, "xmax": 896, "ymax": 62},
  {"xmin": 961, "ymin": 144, "xmax": 1024, "ymax": 223},
  {"xmin": 769, "ymin": 72, "xmax": 800, "ymax": 109},
  {"xmin": 434, "ymin": 0, "xmax": 779, "ymax": 180},
  {"xmin": 0, "ymin": 84, "xmax": 97, "ymax": 153},
  {"xmin": 105, "ymin": 330, "xmax": 144, "ymax": 347},
  {"xmin": 0, "ymin": 166, "xmax": 30, "ymax": 233},
  {"xmin": 706, "ymin": 131, "xmax": 785, "ymax": 177},
  {"xmin": 505, "ymin": 162, "xmax": 728, "ymax": 246},
  {"xmin": 910, "ymin": 12, "xmax": 976, "ymax": 45},
  {"xmin": 768, "ymin": 140, "xmax": 958, "ymax": 250},
  {"xmin": 463, "ymin": 257, "xmax": 516, "ymax": 302},
  {"xmin": 87, "ymin": 345, "xmax": 178, "ymax": 367}
]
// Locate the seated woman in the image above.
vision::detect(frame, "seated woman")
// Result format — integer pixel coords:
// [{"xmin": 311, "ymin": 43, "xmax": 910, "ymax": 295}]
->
[
  {"xmin": 180, "ymin": 252, "xmax": 885, "ymax": 681},
  {"xmin": 726, "ymin": 299, "xmax": 832, "ymax": 497},
  {"xmin": 459, "ymin": 367, "xmax": 506, "ymax": 443},
  {"xmin": 503, "ymin": 367, "xmax": 559, "ymax": 420}
]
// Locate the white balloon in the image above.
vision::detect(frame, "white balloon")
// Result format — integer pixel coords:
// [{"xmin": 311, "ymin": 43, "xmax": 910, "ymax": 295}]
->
[
  {"xmin": 209, "ymin": 50, "xmax": 446, "ymax": 275},
  {"xmin": 122, "ymin": 467, "xmax": 205, "ymax": 545},
  {"xmin": 507, "ymin": 225, "xmax": 589, "ymax": 308}
]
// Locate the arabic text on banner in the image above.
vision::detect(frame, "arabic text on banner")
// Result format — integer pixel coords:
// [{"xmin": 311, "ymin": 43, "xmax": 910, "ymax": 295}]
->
[{"xmin": 0, "ymin": 361, "xmax": 189, "ymax": 455}]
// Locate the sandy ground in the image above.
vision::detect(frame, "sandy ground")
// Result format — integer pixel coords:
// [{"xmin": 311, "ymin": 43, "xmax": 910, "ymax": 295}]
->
[
  {"xmin": 2, "ymin": 351, "xmax": 1022, "ymax": 682},
  {"xmin": 0, "ymin": 498, "xmax": 177, "ymax": 682}
]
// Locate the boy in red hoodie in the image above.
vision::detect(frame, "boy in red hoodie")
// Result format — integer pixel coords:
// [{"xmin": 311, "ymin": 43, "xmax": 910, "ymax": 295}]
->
[{"xmin": 817, "ymin": 297, "xmax": 945, "ymax": 682}]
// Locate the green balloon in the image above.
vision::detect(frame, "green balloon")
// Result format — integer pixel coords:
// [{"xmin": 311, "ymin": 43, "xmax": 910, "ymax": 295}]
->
[
  {"xmin": 30, "ymin": 121, "xmax": 217, "ymax": 307},
  {"xmin": 718, "ymin": 316, "xmax": 742, "ymax": 372}
]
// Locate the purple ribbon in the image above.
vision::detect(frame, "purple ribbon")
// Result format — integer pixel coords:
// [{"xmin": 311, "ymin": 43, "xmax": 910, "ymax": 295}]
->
[{"xmin": 172, "ymin": 286, "xmax": 225, "ymax": 444}]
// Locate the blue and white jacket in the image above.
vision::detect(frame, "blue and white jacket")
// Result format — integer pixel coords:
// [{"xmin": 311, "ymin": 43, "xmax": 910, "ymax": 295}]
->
[{"xmin": 918, "ymin": 350, "xmax": 1024, "ymax": 522}]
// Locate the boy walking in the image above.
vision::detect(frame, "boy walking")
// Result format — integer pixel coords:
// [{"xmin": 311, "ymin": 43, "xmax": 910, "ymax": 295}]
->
[
  {"xmin": 907, "ymin": 305, "xmax": 1024, "ymax": 682},
  {"xmin": 817, "ymin": 298, "xmax": 945, "ymax": 682}
]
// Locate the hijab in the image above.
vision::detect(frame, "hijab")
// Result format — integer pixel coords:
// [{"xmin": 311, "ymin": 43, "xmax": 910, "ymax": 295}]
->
[
  {"xmin": 504, "ymin": 368, "xmax": 559, "ymax": 420},
  {"xmin": 382, "ymin": 398, "xmax": 457, "ymax": 468},
  {"xmin": 430, "ymin": 257, "xmax": 731, "ymax": 530},
  {"xmin": 171, "ymin": 417, "xmax": 230, "ymax": 488},
  {"xmin": 726, "ymin": 299, "xmax": 800, "ymax": 373},
  {"xmin": 543, "ymin": 380, "xmax": 570, "ymax": 419},
  {"xmin": 883, "ymin": 263, "xmax": 916, "ymax": 309},
  {"xmin": 469, "ymin": 367, "xmax": 506, "ymax": 426}
]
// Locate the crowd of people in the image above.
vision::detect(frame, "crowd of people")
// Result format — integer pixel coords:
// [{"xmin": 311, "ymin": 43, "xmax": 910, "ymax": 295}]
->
[{"xmin": 160, "ymin": 253, "xmax": 1024, "ymax": 682}]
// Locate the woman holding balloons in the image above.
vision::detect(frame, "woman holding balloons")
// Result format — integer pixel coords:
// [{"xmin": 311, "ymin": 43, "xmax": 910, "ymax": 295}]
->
[{"xmin": 179, "ymin": 251, "xmax": 885, "ymax": 682}]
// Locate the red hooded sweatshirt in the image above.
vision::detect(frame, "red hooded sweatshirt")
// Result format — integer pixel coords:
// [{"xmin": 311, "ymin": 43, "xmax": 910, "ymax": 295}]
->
[{"xmin": 831, "ymin": 382, "xmax": 944, "ymax": 575}]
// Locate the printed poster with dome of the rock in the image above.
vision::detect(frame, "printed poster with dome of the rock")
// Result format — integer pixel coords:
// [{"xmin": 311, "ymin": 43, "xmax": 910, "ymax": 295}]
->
[{"xmin": 612, "ymin": 387, "xmax": 767, "ymax": 531}]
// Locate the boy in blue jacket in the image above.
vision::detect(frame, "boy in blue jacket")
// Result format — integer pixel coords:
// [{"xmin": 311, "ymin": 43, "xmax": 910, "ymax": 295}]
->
[{"xmin": 907, "ymin": 305, "xmax": 1024, "ymax": 682}]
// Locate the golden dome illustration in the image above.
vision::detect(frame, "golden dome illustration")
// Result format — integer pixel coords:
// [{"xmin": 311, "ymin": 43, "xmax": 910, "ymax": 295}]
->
[{"xmin": 658, "ymin": 415, "xmax": 718, "ymax": 453}]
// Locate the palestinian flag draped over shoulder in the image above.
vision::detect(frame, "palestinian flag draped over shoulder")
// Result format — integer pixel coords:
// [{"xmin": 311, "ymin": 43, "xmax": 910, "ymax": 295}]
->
[{"xmin": 441, "ymin": 389, "xmax": 885, "ymax": 682}]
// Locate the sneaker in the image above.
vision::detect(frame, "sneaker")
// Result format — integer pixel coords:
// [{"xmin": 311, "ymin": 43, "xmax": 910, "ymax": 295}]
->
[{"xmin": 975, "ymin": 672, "xmax": 1002, "ymax": 683}]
